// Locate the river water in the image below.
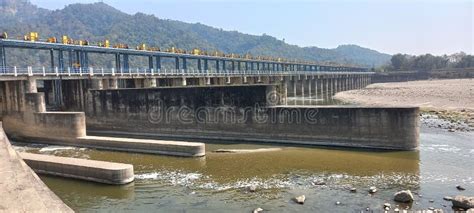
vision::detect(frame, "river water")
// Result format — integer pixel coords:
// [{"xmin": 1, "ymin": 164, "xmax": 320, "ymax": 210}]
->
[{"xmin": 11, "ymin": 98, "xmax": 474, "ymax": 212}]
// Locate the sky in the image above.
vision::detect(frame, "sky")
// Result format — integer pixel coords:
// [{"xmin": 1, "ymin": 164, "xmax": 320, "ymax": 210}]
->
[{"xmin": 30, "ymin": 0, "xmax": 473, "ymax": 55}]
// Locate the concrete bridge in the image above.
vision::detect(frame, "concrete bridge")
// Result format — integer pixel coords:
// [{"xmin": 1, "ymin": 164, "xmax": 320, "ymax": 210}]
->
[{"xmin": 0, "ymin": 37, "xmax": 418, "ymax": 152}]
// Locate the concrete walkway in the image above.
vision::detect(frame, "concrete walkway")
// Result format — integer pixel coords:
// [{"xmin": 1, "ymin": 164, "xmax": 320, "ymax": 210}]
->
[{"xmin": 0, "ymin": 123, "xmax": 73, "ymax": 212}]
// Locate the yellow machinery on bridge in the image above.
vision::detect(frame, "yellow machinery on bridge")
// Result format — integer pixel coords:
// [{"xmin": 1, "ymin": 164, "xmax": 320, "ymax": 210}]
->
[
  {"xmin": 191, "ymin": 48, "xmax": 201, "ymax": 55},
  {"xmin": 226, "ymin": 53, "xmax": 240, "ymax": 58},
  {"xmin": 0, "ymin": 32, "xmax": 8, "ymax": 39},
  {"xmin": 166, "ymin": 47, "xmax": 186, "ymax": 54},
  {"xmin": 113, "ymin": 44, "xmax": 129, "ymax": 49},
  {"xmin": 98, "ymin": 40, "xmax": 110, "ymax": 48},
  {"xmin": 210, "ymin": 51, "xmax": 224, "ymax": 57},
  {"xmin": 75, "ymin": 40, "xmax": 89, "ymax": 46},
  {"xmin": 62, "ymin": 36, "xmax": 74, "ymax": 44},
  {"xmin": 7, "ymin": 31, "xmax": 330, "ymax": 70},
  {"xmin": 24, "ymin": 32, "xmax": 39, "ymax": 42},
  {"xmin": 47, "ymin": 37, "xmax": 57, "ymax": 43},
  {"xmin": 148, "ymin": 47, "xmax": 160, "ymax": 52},
  {"xmin": 136, "ymin": 43, "xmax": 147, "ymax": 51}
]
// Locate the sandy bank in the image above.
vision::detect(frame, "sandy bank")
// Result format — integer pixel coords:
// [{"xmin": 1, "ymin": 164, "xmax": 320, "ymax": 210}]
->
[{"xmin": 335, "ymin": 79, "xmax": 474, "ymax": 129}]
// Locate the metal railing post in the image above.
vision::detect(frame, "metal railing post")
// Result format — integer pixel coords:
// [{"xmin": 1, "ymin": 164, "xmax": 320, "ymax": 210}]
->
[{"xmin": 27, "ymin": 66, "xmax": 32, "ymax": 76}]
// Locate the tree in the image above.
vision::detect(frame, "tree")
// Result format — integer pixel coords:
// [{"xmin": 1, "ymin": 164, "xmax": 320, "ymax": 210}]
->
[{"xmin": 390, "ymin": 54, "xmax": 407, "ymax": 70}]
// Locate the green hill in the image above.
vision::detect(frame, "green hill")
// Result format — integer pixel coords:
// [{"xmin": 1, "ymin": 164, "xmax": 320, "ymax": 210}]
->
[{"xmin": 0, "ymin": 0, "xmax": 391, "ymax": 67}]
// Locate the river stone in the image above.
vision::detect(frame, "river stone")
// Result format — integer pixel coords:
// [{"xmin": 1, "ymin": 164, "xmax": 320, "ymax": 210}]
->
[
  {"xmin": 248, "ymin": 185, "xmax": 257, "ymax": 192},
  {"xmin": 443, "ymin": 196, "xmax": 453, "ymax": 201},
  {"xmin": 350, "ymin": 187, "xmax": 357, "ymax": 193},
  {"xmin": 294, "ymin": 195, "xmax": 305, "ymax": 204},
  {"xmin": 393, "ymin": 190, "xmax": 414, "ymax": 203},
  {"xmin": 383, "ymin": 203, "xmax": 391, "ymax": 209},
  {"xmin": 369, "ymin": 186, "xmax": 377, "ymax": 193},
  {"xmin": 456, "ymin": 185, "xmax": 466, "ymax": 191},
  {"xmin": 452, "ymin": 195, "xmax": 474, "ymax": 210},
  {"xmin": 253, "ymin": 207, "xmax": 263, "ymax": 213}
]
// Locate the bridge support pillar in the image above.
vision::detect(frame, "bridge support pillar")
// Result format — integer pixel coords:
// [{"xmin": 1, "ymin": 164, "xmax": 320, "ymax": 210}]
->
[
  {"xmin": 91, "ymin": 79, "xmax": 103, "ymax": 90},
  {"xmin": 243, "ymin": 76, "xmax": 248, "ymax": 84},
  {"xmin": 182, "ymin": 77, "xmax": 187, "ymax": 86},
  {"xmin": 349, "ymin": 76, "xmax": 354, "ymax": 90},
  {"xmin": 109, "ymin": 78, "xmax": 118, "ymax": 89},
  {"xmin": 26, "ymin": 77, "xmax": 38, "ymax": 93},
  {"xmin": 145, "ymin": 78, "xmax": 157, "ymax": 88},
  {"xmin": 134, "ymin": 79, "xmax": 144, "ymax": 88},
  {"xmin": 307, "ymin": 77, "xmax": 312, "ymax": 105},
  {"xmin": 313, "ymin": 77, "xmax": 318, "ymax": 101},
  {"xmin": 332, "ymin": 77, "xmax": 336, "ymax": 96},
  {"xmin": 324, "ymin": 78, "xmax": 329, "ymax": 100}
]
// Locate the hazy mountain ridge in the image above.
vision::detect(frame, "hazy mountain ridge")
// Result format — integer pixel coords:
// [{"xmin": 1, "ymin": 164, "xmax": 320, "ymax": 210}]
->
[{"xmin": 0, "ymin": 0, "xmax": 391, "ymax": 67}]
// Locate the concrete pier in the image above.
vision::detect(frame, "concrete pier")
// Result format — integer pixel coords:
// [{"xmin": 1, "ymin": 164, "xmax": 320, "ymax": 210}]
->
[
  {"xmin": 20, "ymin": 152, "xmax": 135, "ymax": 185},
  {"xmin": 0, "ymin": 123, "xmax": 73, "ymax": 212},
  {"xmin": 3, "ymin": 92, "xmax": 206, "ymax": 157}
]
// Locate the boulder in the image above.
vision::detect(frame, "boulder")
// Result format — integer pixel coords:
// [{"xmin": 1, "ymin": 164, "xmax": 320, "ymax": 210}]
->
[
  {"xmin": 369, "ymin": 186, "xmax": 377, "ymax": 193},
  {"xmin": 393, "ymin": 190, "xmax": 414, "ymax": 203},
  {"xmin": 443, "ymin": 196, "xmax": 453, "ymax": 201},
  {"xmin": 452, "ymin": 195, "xmax": 474, "ymax": 210},
  {"xmin": 252, "ymin": 207, "xmax": 263, "ymax": 213},
  {"xmin": 248, "ymin": 185, "xmax": 257, "ymax": 192},
  {"xmin": 294, "ymin": 195, "xmax": 305, "ymax": 204}
]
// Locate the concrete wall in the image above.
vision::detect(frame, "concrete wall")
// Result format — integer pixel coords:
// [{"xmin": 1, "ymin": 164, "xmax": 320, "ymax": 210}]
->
[
  {"xmin": 2, "ymin": 91, "xmax": 206, "ymax": 157},
  {"xmin": 0, "ymin": 81, "xmax": 26, "ymax": 120},
  {"xmin": 85, "ymin": 85, "xmax": 419, "ymax": 150},
  {"xmin": 3, "ymin": 92, "xmax": 87, "ymax": 140},
  {"xmin": 0, "ymin": 123, "xmax": 73, "ymax": 212}
]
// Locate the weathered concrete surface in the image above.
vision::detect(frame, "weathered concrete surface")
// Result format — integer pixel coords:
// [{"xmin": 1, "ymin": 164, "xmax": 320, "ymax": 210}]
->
[
  {"xmin": 2, "ymin": 92, "xmax": 206, "ymax": 157},
  {"xmin": 213, "ymin": 148, "xmax": 283, "ymax": 153},
  {"xmin": 20, "ymin": 152, "xmax": 135, "ymax": 185},
  {"xmin": 78, "ymin": 136, "xmax": 205, "ymax": 157},
  {"xmin": 0, "ymin": 123, "xmax": 73, "ymax": 212},
  {"xmin": 4, "ymin": 112, "xmax": 86, "ymax": 139},
  {"xmin": 85, "ymin": 85, "xmax": 419, "ymax": 150}
]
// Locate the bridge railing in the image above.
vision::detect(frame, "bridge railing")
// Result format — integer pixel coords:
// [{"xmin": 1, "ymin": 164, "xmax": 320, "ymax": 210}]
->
[{"xmin": 0, "ymin": 66, "xmax": 370, "ymax": 77}]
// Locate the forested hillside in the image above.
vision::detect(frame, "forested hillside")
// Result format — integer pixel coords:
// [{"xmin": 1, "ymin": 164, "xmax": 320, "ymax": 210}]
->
[{"xmin": 0, "ymin": 0, "xmax": 391, "ymax": 67}]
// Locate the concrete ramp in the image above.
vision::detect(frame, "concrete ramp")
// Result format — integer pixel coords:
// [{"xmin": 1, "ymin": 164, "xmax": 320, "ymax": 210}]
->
[
  {"xmin": 20, "ymin": 152, "xmax": 134, "ymax": 185},
  {"xmin": 0, "ymin": 123, "xmax": 73, "ymax": 212}
]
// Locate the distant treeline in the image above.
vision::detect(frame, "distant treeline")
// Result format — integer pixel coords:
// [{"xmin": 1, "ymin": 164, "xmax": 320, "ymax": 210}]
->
[{"xmin": 382, "ymin": 52, "xmax": 474, "ymax": 72}]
